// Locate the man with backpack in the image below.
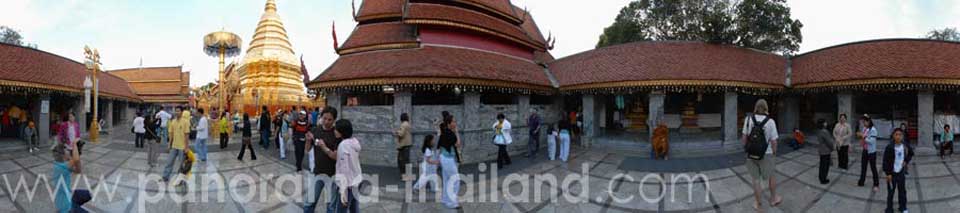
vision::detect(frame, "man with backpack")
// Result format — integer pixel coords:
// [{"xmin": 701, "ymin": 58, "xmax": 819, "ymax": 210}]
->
[{"xmin": 741, "ymin": 99, "xmax": 782, "ymax": 210}]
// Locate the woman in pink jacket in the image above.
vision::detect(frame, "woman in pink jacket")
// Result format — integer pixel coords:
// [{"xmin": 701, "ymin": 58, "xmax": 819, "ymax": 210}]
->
[{"xmin": 58, "ymin": 113, "xmax": 82, "ymax": 155}]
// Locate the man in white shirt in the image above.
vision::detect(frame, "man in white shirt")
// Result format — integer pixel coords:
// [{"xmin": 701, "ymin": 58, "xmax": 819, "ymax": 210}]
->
[
  {"xmin": 741, "ymin": 99, "xmax": 781, "ymax": 210},
  {"xmin": 155, "ymin": 108, "xmax": 172, "ymax": 145},
  {"xmin": 195, "ymin": 108, "xmax": 209, "ymax": 162},
  {"xmin": 883, "ymin": 128, "xmax": 913, "ymax": 213}
]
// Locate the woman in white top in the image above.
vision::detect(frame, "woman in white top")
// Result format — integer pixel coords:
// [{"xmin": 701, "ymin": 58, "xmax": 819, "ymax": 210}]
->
[
  {"xmin": 547, "ymin": 124, "xmax": 559, "ymax": 161},
  {"xmin": 413, "ymin": 135, "xmax": 440, "ymax": 191},
  {"xmin": 492, "ymin": 113, "xmax": 513, "ymax": 169},
  {"xmin": 133, "ymin": 112, "xmax": 146, "ymax": 148},
  {"xmin": 319, "ymin": 119, "xmax": 361, "ymax": 212}
]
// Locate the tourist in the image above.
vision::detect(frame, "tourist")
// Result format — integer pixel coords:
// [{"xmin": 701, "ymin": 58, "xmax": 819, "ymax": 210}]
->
[
  {"xmin": 293, "ymin": 111, "xmax": 310, "ymax": 172},
  {"xmin": 939, "ymin": 124, "xmax": 954, "ymax": 159},
  {"xmin": 238, "ymin": 113, "xmax": 256, "ymax": 161},
  {"xmin": 816, "ymin": 119, "xmax": 834, "ymax": 184},
  {"xmin": 413, "ymin": 134, "xmax": 440, "ymax": 191},
  {"xmin": 558, "ymin": 118, "xmax": 572, "ymax": 162},
  {"xmin": 437, "ymin": 114, "xmax": 462, "ymax": 209},
  {"xmin": 195, "ymin": 108, "xmax": 209, "ymax": 161},
  {"xmin": 527, "ymin": 108, "xmax": 541, "ymax": 158},
  {"xmin": 259, "ymin": 106, "xmax": 272, "ymax": 149},
  {"xmin": 883, "ymin": 128, "xmax": 913, "ymax": 213},
  {"xmin": 144, "ymin": 115, "xmax": 160, "ymax": 167},
  {"xmin": 857, "ymin": 115, "xmax": 880, "ymax": 191},
  {"xmin": 219, "ymin": 112, "xmax": 231, "ymax": 149},
  {"xmin": 741, "ymin": 99, "xmax": 782, "ymax": 209},
  {"xmin": 899, "ymin": 123, "xmax": 910, "ymax": 145},
  {"xmin": 789, "ymin": 128, "xmax": 805, "ymax": 150},
  {"xmin": 156, "ymin": 107, "xmax": 172, "ymax": 144},
  {"xmin": 492, "ymin": 113, "xmax": 513, "ymax": 168},
  {"xmin": 52, "ymin": 140, "xmax": 85, "ymax": 213},
  {"xmin": 163, "ymin": 107, "xmax": 191, "ymax": 183},
  {"xmin": 23, "ymin": 118, "xmax": 37, "ymax": 153},
  {"xmin": 833, "ymin": 114, "xmax": 852, "ymax": 170},
  {"xmin": 277, "ymin": 110, "xmax": 288, "ymax": 160},
  {"xmin": 59, "ymin": 113, "xmax": 82, "ymax": 155},
  {"xmin": 304, "ymin": 106, "xmax": 341, "ymax": 212},
  {"xmin": 133, "ymin": 112, "xmax": 146, "ymax": 148},
  {"xmin": 311, "ymin": 107, "xmax": 320, "ymax": 127},
  {"xmin": 395, "ymin": 113, "xmax": 413, "ymax": 181},
  {"xmin": 233, "ymin": 110, "xmax": 241, "ymax": 133},
  {"xmin": 547, "ymin": 123, "xmax": 559, "ymax": 161},
  {"xmin": 325, "ymin": 119, "xmax": 361, "ymax": 212}
]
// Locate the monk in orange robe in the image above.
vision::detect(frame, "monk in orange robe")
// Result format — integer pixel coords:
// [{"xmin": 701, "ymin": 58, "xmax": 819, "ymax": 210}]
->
[{"xmin": 652, "ymin": 124, "xmax": 669, "ymax": 160}]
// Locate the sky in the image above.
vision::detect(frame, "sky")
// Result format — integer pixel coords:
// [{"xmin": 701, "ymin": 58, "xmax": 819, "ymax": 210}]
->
[{"xmin": 2, "ymin": 0, "xmax": 959, "ymax": 88}]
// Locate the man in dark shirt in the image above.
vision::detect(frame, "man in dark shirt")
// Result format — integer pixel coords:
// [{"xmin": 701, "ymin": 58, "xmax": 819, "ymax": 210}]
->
[
  {"xmin": 258, "ymin": 106, "xmax": 271, "ymax": 149},
  {"xmin": 303, "ymin": 106, "xmax": 340, "ymax": 212}
]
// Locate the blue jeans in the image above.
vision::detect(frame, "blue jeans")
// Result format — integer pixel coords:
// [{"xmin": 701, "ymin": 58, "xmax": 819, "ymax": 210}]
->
[
  {"xmin": 194, "ymin": 138, "xmax": 208, "ymax": 161},
  {"xmin": 158, "ymin": 127, "xmax": 168, "ymax": 145},
  {"xmin": 260, "ymin": 132, "xmax": 271, "ymax": 149},
  {"xmin": 303, "ymin": 175, "xmax": 337, "ymax": 213},
  {"xmin": 330, "ymin": 187, "xmax": 358, "ymax": 213},
  {"xmin": 162, "ymin": 149, "xmax": 185, "ymax": 180}
]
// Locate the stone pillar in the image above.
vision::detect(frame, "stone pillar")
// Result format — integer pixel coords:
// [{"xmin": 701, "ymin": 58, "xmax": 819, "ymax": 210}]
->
[
  {"xmin": 648, "ymin": 91, "xmax": 666, "ymax": 140},
  {"xmin": 918, "ymin": 91, "xmax": 934, "ymax": 149},
  {"xmin": 723, "ymin": 92, "xmax": 738, "ymax": 143},
  {"xmin": 119, "ymin": 101, "xmax": 130, "ymax": 125},
  {"xmin": 463, "ymin": 92, "xmax": 481, "ymax": 130},
  {"xmin": 837, "ymin": 91, "xmax": 855, "ymax": 130},
  {"xmin": 778, "ymin": 96, "xmax": 799, "ymax": 134},
  {"xmin": 517, "ymin": 95, "xmax": 531, "ymax": 145},
  {"xmin": 103, "ymin": 100, "xmax": 113, "ymax": 130},
  {"xmin": 393, "ymin": 91, "xmax": 412, "ymax": 125},
  {"xmin": 582, "ymin": 94, "xmax": 595, "ymax": 148},
  {"xmin": 325, "ymin": 92, "xmax": 342, "ymax": 110},
  {"xmin": 597, "ymin": 95, "xmax": 607, "ymax": 129},
  {"xmin": 34, "ymin": 96, "xmax": 51, "ymax": 145},
  {"xmin": 75, "ymin": 99, "xmax": 86, "ymax": 134}
]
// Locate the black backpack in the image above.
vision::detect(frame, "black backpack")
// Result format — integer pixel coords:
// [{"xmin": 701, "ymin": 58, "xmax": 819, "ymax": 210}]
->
[{"xmin": 745, "ymin": 115, "xmax": 770, "ymax": 160}]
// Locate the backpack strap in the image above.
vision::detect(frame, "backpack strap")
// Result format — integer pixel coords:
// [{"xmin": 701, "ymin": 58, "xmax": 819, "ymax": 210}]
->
[{"xmin": 758, "ymin": 116, "xmax": 770, "ymax": 127}]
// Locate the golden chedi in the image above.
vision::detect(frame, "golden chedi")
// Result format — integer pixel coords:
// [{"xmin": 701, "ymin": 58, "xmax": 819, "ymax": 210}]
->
[{"xmin": 236, "ymin": 0, "xmax": 308, "ymax": 113}]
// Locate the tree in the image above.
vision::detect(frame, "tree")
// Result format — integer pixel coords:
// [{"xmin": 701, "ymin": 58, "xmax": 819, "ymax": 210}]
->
[
  {"xmin": 0, "ymin": 26, "xmax": 37, "ymax": 48},
  {"xmin": 596, "ymin": 0, "xmax": 802, "ymax": 55},
  {"xmin": 926, "ymin": 27, "xmax": 960, "ymax": 42}
]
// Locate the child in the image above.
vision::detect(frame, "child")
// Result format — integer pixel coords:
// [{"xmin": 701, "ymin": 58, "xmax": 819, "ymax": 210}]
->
[
  {"xmin": 413, "ymin": 135, "xmax": 440, "ymax": 191},
  {"xmin": 882, "ymin": 128, "xmax": 913, "ymax": 213},
  {"xmin": 547, "ymin": 124, "xmax": 558, "ymax": 161}
]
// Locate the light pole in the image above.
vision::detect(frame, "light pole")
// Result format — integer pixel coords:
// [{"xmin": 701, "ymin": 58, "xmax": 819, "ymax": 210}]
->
[
  {"xmin": 83, "ymin": 46, "xmax": 101, "ymax": 143},
  {"xmin": 203, "ymin": 30, "xmax": 242, "ymax": 113}
]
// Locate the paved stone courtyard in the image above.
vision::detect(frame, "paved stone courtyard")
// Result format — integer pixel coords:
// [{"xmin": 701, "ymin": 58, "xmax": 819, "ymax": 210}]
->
[{"xmin": 1, "ymin": 130, "xmax": 960, "ymax": 213}]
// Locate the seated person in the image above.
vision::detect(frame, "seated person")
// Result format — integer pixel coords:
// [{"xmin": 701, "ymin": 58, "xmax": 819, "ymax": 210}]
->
[{"xmin": 789, "ymin": 128, "xmax": 805, "ymax": 150}]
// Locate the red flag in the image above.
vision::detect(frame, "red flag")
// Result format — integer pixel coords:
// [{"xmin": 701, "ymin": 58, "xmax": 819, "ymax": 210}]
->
[
  {"xmin": 332, "ymin": 21, "xmax": 339, "ymax": 50},
  {"xmin": 300, "ymin": 55, "xmax": 309, "ymax": 86}
]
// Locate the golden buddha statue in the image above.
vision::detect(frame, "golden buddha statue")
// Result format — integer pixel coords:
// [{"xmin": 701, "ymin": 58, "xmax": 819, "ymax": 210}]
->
[{"xmin": 235, "ymin": 0, "xmax": 309, "ymax": 113}]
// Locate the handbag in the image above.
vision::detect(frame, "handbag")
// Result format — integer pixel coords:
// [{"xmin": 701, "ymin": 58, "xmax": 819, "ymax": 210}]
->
[{"xmin": 493, "ymin": 134, "xmax": 505, "ymax": 145}]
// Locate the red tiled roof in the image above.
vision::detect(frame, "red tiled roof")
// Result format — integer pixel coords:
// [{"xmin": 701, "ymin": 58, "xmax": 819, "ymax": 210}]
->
[
  {"xmin": 453, "ymin": 0, "xmax": 520, "ymax": 23},
  {"xmin": 549, "ymin": 41, "xmax": 786, "ymax": 88},
  {"xmin": 314, "ymin": 45, "xmax": 550, "ymax": 88},
  {"xmin": 0, "ymin": 43, "xmax": 140, "ymax": 100},
  {"xmin": 791, "ymin": 39, "xmax": 960, "ymax": 85},
  {"xmin": 355, "ymin": 0, "xmax": 404, "ymax": 22},
  {"xmin": 405, "ymin": 3, "xmax": 538, "ymax": 49},
  {"xmin": 515, "ymin": 6, "xmax": 547, "ymax": 46},
  {"xmin": 339, "ymin": 21, "xmax": 418, "ymax": 53}
]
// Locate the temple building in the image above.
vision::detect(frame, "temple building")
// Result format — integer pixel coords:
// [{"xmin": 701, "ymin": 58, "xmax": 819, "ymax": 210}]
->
[
  {"xmin": 0, "ymin": 43, "xmax": 142, "ymax": 147},
  {"xmin": 234, "ymin": 0, "xmax": 311, "ymax": 114},
  {"xmin": 107, "ymin": 66, "xmax": 191, "ymax": 106},
  {"xmin": 309, "ymin": 1, "xmax": 960, "ymax": 167}
]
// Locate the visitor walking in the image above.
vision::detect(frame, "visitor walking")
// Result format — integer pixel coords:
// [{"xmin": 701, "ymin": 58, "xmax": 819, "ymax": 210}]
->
[
  {"xmin": 304, "ymin": 106, "xmax": 341, "ymax": 212},
  {"xmin": 277, "ymin": 110, "xmax": 288, "ymax": 160},
  {"xmin": 395, "ymin": 113, "xmax": 413, "ymax": 181},
  {"xmin": 293, "ymin": 111, "xmax": 310, "ymax": 172},
  {"xmin": 939, "ymin": 124, "xmax": 953, "ymax": 159},
  {"xmin": 162, "ymin": 107, "xmax": 191, "ymax": 183},
  {"xmin": 219, "ymin": 112, "xmax": 230, "ymax": 149},
  {"xmin": 438, "ymin": 114, "xmax": 462, "ymax": 209},
  {"xmin": 259, "ymin": 106, "xmax": 272, "ymax": 149},
  {"xmin": 527, "ymin": 109, "xmax": 541, "ymax": 158},
  {"xmin": 238, "ymin": 113, "xmax": 256, "ymax": 161},
  {"xmin": 882, "ymin": 128, "xmax": 913, "ymax": 213},
  {"xmin": 547, "ymin": 124, "xmax": 559, "ymax": 161},
  {"xmin": 741, "ymin": 99, "xmax": 782, "ymax": 210},
  {"xmin": 493, "ymin": 113, "xmax": 513, "ymax": 168},
  {"xmin": 833, "ymin": 114, "xmax": 852, "ymax": 170},
  {"xmin": 144, "ymin": 116, "xmax": 160, "ymax": 167},
  {"xmin": 133, "ymin": 112, "xmax": 146, "ymax": 148},
  {"xmin": 195, "ymin": 109, "xmax": 209, "ymax": 161},
  {"xmin": 857, "ymin": 115, "xmax": 880, "ymax": 192},
  {"xmin": 816, "ymin": 119, "xmax": 834, "ymax": 184},
  {"xmin": 233, "ymin": 110, "xmax": 241, "ymax": 133},
  {"xmin": 156, "ymin": 108, "xmax": 172, "ymax": 145},
  {"xmin": 413, "ymin": 135, "xmax": 440, "ymax": 191}
]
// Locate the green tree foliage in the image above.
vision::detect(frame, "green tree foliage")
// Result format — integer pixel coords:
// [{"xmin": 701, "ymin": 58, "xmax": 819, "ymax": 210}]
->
[
  {"xmin": 596, "ymin": 0, "xmax": 802, "ymax": 55},
  {"xmin": 0, "ymin": 26, "xmax": 37, "ymax": 48},
  {"xmin": 925, "ymin": 27, "xmax": 960, "ymax": 42}
]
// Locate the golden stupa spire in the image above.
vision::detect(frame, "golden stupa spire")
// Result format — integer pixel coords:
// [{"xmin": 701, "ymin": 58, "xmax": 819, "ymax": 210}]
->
[{"xmin": 243, "ymin": 0, "xmax": 296, "ymax": 65}]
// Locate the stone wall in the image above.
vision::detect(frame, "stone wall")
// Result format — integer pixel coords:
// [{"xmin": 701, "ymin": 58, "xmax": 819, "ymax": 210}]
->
[{"xmin": 345, "ymin": 103, "xmax": 561, "ymax": 167}]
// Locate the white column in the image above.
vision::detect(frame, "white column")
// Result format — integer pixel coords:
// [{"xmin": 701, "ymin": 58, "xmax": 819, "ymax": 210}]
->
[
  {"xmin": 723, "ymin": 92, "xmax": 738, "ymax": 143},
  {"xmin": 648, "ymin": 91, "xmax": 666, "ymax": 141},
  {"xmin": 582, "ymin": 94, "xmax": 595, "ymax": 148},
  {"xmin": 918, "ymin": 91, "xmax": 934, "ymax": 149}
]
